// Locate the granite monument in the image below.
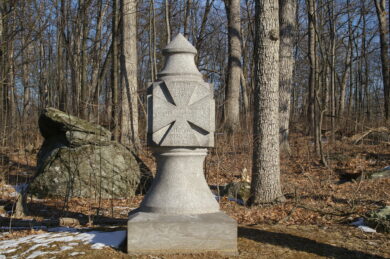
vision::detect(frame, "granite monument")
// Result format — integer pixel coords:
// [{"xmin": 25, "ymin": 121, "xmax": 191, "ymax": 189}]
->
[{"xmin": 127, "ymin": 34, "xmax": 237, "ymax": 255}]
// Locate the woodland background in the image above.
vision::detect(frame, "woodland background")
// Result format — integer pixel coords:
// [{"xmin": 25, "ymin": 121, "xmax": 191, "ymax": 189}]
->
[{"xmin": 0, "ymin": 0, "xmax": 390, "ymax": 257}]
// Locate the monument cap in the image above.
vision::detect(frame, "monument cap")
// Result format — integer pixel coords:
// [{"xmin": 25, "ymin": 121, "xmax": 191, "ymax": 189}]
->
[
  {"xmin": 158, "ymin": 34, "xmax": 201, "ymax": 78},
  {"xmin": 162, "ymin": 33, "xmax": 197, "ymax": 55}
]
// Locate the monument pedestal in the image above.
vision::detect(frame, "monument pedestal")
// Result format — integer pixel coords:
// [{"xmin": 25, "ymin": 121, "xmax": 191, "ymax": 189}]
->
[{"xmin": 127, "ymin": 212, "xmax": 237, "ymax": 255}]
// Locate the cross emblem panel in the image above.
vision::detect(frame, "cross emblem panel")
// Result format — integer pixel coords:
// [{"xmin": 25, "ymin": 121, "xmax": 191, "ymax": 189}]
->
[{"xmin": 147, "ymin": 80, "xmax": 215, "ymax": 147}]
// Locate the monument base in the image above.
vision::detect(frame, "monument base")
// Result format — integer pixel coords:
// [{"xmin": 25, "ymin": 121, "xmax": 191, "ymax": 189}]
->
[{"xmin": 127, "ymin": 211, "xmax": 237, "ymax": 255}]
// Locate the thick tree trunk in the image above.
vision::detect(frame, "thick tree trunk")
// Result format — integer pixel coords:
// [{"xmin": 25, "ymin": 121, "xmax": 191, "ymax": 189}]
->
[
  {"xmin": 278, "ymin": 0, "xmax": 296, "ymax": 154},
  {"xmin": 251, "ymin": 0, "xmax": 284, "ymax": 204},
  {"xmin": 120, "ymin": 0, "xmax": 139, "ymax": 147},
  {"xmin": 374, "ymin": 0, "xmax": 390, "ymax": 120},
  {"xmin": 224, "ymin": 0, "xmax": 242, "ymax": 134}
]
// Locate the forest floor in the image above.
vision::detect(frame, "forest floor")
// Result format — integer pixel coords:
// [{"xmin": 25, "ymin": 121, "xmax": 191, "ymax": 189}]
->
[{"xmin": 0, "ymin": 128, "xmax": 389, "ymax": 258}]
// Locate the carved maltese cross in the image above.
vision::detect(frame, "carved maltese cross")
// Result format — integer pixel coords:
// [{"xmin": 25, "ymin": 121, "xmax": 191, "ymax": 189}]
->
[{"xmin": 149, "ymin": 80, "xmax": 215, "ymax": 147}]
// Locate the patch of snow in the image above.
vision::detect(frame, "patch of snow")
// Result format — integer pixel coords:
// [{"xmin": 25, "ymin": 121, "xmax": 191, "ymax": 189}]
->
[
  {"xmin": 350, "ymin": 218, "xmax": 377, "ymax": 233},
  {"xmin": 26, "ymin": 250, "xmax": 57, "ymax": 259},
  {"xmin": 0, "ymin": 255, "xmax": 5, "ymax": 259},
  {"xmin": 0, "ymin": 228, "xmax": 126, "ymax": 257},
  {"xmin": 358, "ymin": 226, "xmax": 376, "ymax": 233},
  {"xmin": 60, "ymin": 245, "xmax": 74, "ymax": 251},
  {"xmin": 69, "ymin": 251, "xmax": 85, "ymax": 256},
  {"xmin": 91, "ymin": 243, "xmax": 106, "ymax": 249},
  {"xmin": 1, "ymin": 248, "xmax": 16, "ymax": 254}
]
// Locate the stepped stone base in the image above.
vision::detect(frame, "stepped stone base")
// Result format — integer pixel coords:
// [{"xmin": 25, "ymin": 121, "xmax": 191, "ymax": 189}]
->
[{"xmin": 127, "ymin": 211, "xmax": 237, "ymax": 255}]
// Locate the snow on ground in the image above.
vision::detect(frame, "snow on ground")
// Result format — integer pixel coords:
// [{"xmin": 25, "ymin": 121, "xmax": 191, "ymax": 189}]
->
[
  {"xmin": 350, "ymin": 218, "xmax": 377, "ymax": 233},
  {"xmin": 0, "ymin": 227, "xmax": 126, "ymax": 258}
]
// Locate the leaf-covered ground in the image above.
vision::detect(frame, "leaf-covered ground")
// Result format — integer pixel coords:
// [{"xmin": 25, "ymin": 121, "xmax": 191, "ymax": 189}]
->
[{"xmin": 0, "ymin": 131, "xmax": 389, "ymax": 258}]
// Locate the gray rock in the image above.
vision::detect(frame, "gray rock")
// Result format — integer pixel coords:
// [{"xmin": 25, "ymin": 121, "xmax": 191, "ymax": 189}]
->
[
  {"xmin": 39, "ymin": 107, "xmax": 111, "ymax": 146},
  {"xmin": 365, "ymin": 167, "xmax": 390, "ymax": 180},
  {"xmin": 365, "ymin": 206, "xmax": 390, "ymax": 233},
  {"xmin": 221, "ymin": 181, "xmax": 251, "ymax": 205},
  {"xmin": 30, "ymin": 108, "xmax": 152, "ymax": 199}
]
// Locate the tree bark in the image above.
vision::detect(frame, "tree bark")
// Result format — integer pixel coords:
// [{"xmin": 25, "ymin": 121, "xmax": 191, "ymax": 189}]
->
[
  {"xmin": 165, "ymin": 0, "xmax": 171, "ymax": 44},
  {"xmin": 184, "ymin": 0, "xmax": 192, "ymax": 38},
  {"xmin": 224, "ymin": 0, "xmax": 242, "ymax": 134},
  {"xmin": 111, "ymin": 0, "xmax": 120, "ymax": 140},
  {"xmin": 374, "ymin": 0, "xmax": 390, "ymax": 120},
  {"xmin": 251, "ymin": 0, "xmax": 284, "ymax": 204},
  {"xmin": 307, "ymin": 0, "xmax": 316, "ymax": 136},
  {"xmin": 278, "ymin": 0, "xmax": 296, "ymax": 154},
  {"xmin": 120, "ymin": 0, "xmax": 139, "ymax": 147}
]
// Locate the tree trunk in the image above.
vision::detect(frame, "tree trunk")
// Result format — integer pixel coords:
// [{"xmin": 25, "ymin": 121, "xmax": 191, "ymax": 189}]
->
[
  {"xmin": 251, "ymin": 0, "xmax": 284, "ymax": 204},
  {"xmin": 278, "ymin": 0, "xmax": 296, "ymax": 154},
  {"xmin": 111, "ymin": 0, "xmax": 120, "ymax": 140},
  {"xmin": 165, "ymin": 0, "xmax": 171, "ymax": 44},
  {"xmin": 307, "ymin": 0, "xmax": 316, "ymax": 136},
  {"xmin": 120, "ymin": 0, "xmax": 139, "ymax": 147},
  {"xmin": 80, "ymin": 0, "xmax": 89, "ymax": 119},
  {"xmin": 223, "ymin": 0, "xmax": 242, "ymax": 134},
  {"xmin": 374, "ymin": 0, "xmax": 390, "ymax": 120},
  {"xmin": 184, "ymin": 0, "xmax": 192, "ymax": 38}
]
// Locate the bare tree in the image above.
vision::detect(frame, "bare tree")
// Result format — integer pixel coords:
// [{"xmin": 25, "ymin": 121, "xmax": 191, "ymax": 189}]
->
[
  {"xmin": 279, "ymin": 0, "xmax": 296, "ymax": 154},
  {"xmin": 111, "ymin": 0, "xmax": 120, "ymax": 140},
  {"xmin": 120, "ymin": 0, "xmax": 139, "ymax": 147},
  {"xmin": 251, "ymin": 0, "xmax": 284, "ymax": 204},
  {"xmin": 374, "ymin": 0, "xmax": 390, "ymax": 120},
  {"xmin": 183, "ymin": 0, "xmax": 192, "ymax": 38},
  {"xmin": 223, "ymin": 0, "xmax": 242, "ymax": 134}
]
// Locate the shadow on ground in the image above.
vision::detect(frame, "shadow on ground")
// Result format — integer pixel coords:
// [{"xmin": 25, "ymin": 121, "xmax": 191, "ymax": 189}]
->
[{"xmin": 239, "ymin": 227, "xmax": 385, "ymax": 259}]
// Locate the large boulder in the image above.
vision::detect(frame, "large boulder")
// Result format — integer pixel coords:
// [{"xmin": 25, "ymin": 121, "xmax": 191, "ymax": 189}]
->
[{"xmin": 30, "ymin": 108, "xmax": 151, "ymax": 199}]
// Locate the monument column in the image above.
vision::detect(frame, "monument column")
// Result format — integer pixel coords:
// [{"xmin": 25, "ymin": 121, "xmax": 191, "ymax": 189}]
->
[{"xmin": 127, "ymin": 34, "xmax": 237, "ymax": 255}]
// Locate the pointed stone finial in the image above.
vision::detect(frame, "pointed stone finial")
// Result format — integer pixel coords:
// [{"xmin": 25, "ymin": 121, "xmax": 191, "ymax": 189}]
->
[
  {"xmin": 158, "ymin": 33, "xmax": 202, "ymax": 78},
  {"xmin": 162, "ymin": 33, "xmax": 197, "ymax": 54}
]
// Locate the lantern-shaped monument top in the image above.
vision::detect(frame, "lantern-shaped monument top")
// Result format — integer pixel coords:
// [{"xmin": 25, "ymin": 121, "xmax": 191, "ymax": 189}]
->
[{"xmin": 147, "ymin": 34, "xmax": 215, "ymax": 147}]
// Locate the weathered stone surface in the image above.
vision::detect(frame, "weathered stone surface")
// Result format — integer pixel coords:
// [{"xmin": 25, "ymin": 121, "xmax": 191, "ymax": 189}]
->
[
  {"xmin": 148, "ymin": 80, "xmax": 215, "ymax": 147},
  {"xmin": 365, "ymin": 206, "xmax": 390, "ymax": 233},
  {"xmin": 39, "ymin": 107, "xmax": 111, "ymax": 146},
  {"xmin": 31, "ymin": 108, "xmax": 152, "ymax": 199},
  {"xmin": 138, "ymin": 148, "xmax": 220, "ymax": 215},
  {"xmin": 127, "ymin": 212, "xmax": 237, "ymax": 255},
  {"xmin": 147, "ymin": 34, "xmax": 215, "ymax": 148},
  {"xmin": 129, "ymin": 34, "xmax": 237, "ymax": 255}
]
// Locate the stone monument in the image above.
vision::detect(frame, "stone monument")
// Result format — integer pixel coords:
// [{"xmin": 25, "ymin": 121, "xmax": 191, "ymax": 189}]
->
[{"xmin": 127, "ymin": 34, "xmax": 237, "ymax": 255}]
